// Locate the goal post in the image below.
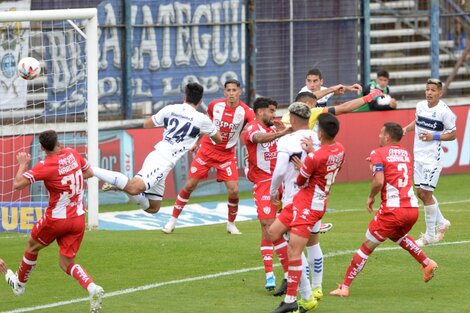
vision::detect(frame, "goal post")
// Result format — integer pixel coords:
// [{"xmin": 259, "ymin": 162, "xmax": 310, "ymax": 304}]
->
[{"xmin": 0, "ymin": 9, "xmax": 99, "ymax": 230}]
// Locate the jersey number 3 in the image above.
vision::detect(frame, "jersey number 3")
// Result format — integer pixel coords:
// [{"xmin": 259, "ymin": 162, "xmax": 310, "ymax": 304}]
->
[
  {"xmin": 61, "ymin": 170, "xmax": 84, "ymax": 198},
  {"xmin": 397, "ymin": 163, "xmax": 409, "ymax": 188}
]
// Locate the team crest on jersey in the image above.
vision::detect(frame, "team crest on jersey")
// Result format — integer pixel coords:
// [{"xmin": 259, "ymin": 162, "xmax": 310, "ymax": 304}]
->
[
  {"xmin": 190, "ymin": 166, "xmax": 197, "ymax": 173},
  {"xmin": 263, "ymin": 206, "xmax": 271, "ymax": 215},
  {"xmin": 432, "ymin": 112, "xmax": 437, "ymax": 118},
  {"xmin": 236, "ymin": 112, "xmax": 243, "ymax": 120}
]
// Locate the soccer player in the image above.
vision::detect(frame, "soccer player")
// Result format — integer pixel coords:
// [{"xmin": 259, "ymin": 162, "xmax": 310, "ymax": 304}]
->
[
  {"xmin": 355, "ymin": 69, "xmax": 398, "ymax": 111},
  {"xmin": 5, "ymin": 130, "xmax": 104, "ymax": 313},
  {"xmin": 298, "ymin": 68, "xmax": 362, "ymax": 107},
  {"xmin": 270, "ymin": 113, "xmax": 344, "ymax": 313},
  {"xmin": 268, "ymin": 102, "xmax": 323, "ymax": 311},
  {"xmin": 243, "ymin": 97, "xmax": 292, "ymax": 290},
  {"xmin": 403, "ymin": 78, "xmax": 457, "ymax": 246},
  {"xmin": 162, "ymin": 79, "xmax": 255, "ymax": 235},
  {"xmin": 330, "ymin": 122, "xmax": 438, "ymax": 297},
  {"xmin": 93, "ymin": 83, "xmax": 221, "ymax": 214}
]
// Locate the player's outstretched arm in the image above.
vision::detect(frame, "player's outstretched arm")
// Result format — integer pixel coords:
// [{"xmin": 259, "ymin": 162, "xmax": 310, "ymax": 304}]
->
[
  {"xmin": 403, "ymin": 120, "xmax": 416, "ymax": 136},
  {"xmin": 13, "ymin": 152, "xmax": 32, "ymax": 190},
  {"xmin": 334, "ymin": 89, "xmax": 384, "ymax": 115},
  {"xmin": 314, "ymin": 84, "xmax": 343, "ymax": 99},
  {"xmin": 252, "ymin": 126, "xmax": 292, "ymax": 144}
]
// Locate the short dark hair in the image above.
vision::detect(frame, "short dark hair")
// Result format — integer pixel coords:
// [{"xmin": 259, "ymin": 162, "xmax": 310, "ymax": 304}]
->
[
  {"xmin": 427, "ymin": 78, "xmax": 443, "ymax": 90},
  {"xmin": 295, "ymin": 91, "xmax": 317, "ymax": 102},
  {"xmin": 306, "ymin": 68, "xmax": 322, "ymax": 79},
  {"xmin": 253, "ymin": 97, "xmax": 278, "ymax": 112},
  {"xmin": 318, "ymin": 113, "xmax": 339, "ymax": 139},
  {"xmin": 383, "ymin": 122, "xmax": 403, "ymax": 141},
  {"xmin": 224, "ymin": 78, "xmax": 241, "ymax": 88},
  {"xmin": 185, "ymin": 82, "xmax": 204, "ymax": 104},
  {"xmin": 39, "ymin": 130, "xmax": 58, "ymax": 151},
  {"xmin": 377, "ymin": 69, "xmax": 390, "ymax": 79}
]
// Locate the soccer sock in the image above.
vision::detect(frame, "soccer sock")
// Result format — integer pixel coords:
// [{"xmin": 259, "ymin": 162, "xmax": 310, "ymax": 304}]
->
[
  {"xmin": 307, "ymin": 243, "xmax": 323, "ymax": 289},
  {"xmin": 91, "ymin": 166, "xmax": 129, "ymax": 190},
  {"xmin": 433, "ymin": 195, "xmax": 446, "ymax": 225},
  {"xmin": 273, "ymin": 237, "xmax": 289, "ymax": 274},
  {"xmin": 298, "ymin": 253, "xmax": 312, "ymax": 301},
  {"xmin": 285, "ymin": 258, "xmax": 302, "ymax": 303},
  {"xmin": 260, "ymin": 239, "xmax": 274, "ymax": 275},
  {"xmin": 227, "ymin": 197, "xmax": 239, "ymax": 223},
  {"xmin": 343, "ymin": 243, "xmax": 372, "ymax": 287},
  {"xmin": 397, "ymin": 235, "xmax": 429, "ymax": 266},
  {"xmin": 172, "ymin": 189, "xmax": 191, "ymax": 219},
  {"xmin": 424, "ymin": 203, "xmax": 438, "ymax": 238},
  {"xmin": 67, "ymin": 263, "xmax": 93, "ymax": 290},
  {"xmin": 17, "ymin": 252, "xmax": 38, "ymax": 284}
]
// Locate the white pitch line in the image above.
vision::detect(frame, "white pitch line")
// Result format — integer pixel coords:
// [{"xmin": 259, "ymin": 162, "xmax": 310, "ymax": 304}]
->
[{"xmin": 2, "ymin": 239, "xmax": 470, "ymax": 313}]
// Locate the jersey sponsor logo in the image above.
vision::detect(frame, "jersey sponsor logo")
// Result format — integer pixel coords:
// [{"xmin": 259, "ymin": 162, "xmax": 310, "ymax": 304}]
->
[
  {"xmin": 416, "ymin": 115, "xmax": 444, "ymax": 131},
  {"xmin": 215, "ymin": 119, "xmax": 239, "ymax": 130},
  {"xmin": 261, "ymin": 195, "xmax": 270, "ymax": 201},
  {"xmin": 264, "ymin": 151, "xmax": 277, "ymax": 161},
  {"xmin": 261, "ymin": 140, "xmax": 277, "ymax": 148}
]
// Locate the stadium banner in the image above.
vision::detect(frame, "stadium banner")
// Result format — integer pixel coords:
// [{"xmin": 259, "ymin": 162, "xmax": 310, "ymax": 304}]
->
[
  {"xmin": 95, "ymin": 0, "xmax": 246, "ymax": 113},
  {"xmin": 0, "ymin": 0, "xmax": 31, "ymax": 110}
]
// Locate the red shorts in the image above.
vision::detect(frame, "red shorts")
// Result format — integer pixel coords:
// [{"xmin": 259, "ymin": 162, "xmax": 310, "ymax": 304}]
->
[
  {"xmin": 290, "ymin": 204, "xmax": 324, "ymax": 239},
  {"xmin": 31, "ymin": 214, "xmax": 86, "ymax": 258},
  {"xmin": 188, "ymin": 148, "xmax": 238, "ymax": 181},
  {"xmin": 278, "ymin": 203, "xmax": 294, "ymax": 228},
  {"xmin": 253, "ymin": 180, "xmax": 278, "ymax": 220},
  {"xmin": 368, "ymin": 207, "xmax": 419, "ymax": 242}
]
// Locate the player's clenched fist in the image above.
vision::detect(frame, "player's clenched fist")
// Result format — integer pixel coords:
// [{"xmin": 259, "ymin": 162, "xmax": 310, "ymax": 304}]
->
[{"xmin": 16, "ymin": 152, "xmax": 31, "ymax": 165}]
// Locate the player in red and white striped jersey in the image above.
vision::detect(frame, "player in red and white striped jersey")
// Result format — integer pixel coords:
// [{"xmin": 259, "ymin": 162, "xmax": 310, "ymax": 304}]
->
[
  {"xmin": 243, "ymin": 97, "xmax": 292, "ymax": 290},
  {"xmin": 330, "ymin": 123, "xmax": 438, "ymax": 298},
  {"xmin": 5, "ymin": 130, "xmax": 104, "ymax": 312},
  {"xmin": 163, "ymin": 79, "xmax": 255, "ymax": 235}
]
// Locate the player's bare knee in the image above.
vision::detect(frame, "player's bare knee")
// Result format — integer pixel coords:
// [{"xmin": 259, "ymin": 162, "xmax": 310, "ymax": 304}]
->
[{"xmin": 145, "ymin": 207, "xmax": 159, "ymax": 214}]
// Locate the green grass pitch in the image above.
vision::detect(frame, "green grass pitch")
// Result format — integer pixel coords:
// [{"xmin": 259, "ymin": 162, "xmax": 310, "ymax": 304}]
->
[{"xmin": 1, "ymin": 173, "xmax": 469, "ymax": 312}]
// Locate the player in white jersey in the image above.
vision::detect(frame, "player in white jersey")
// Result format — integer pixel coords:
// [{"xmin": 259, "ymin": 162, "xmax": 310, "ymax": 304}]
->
[
  {"xmin": 298, "ymin": 68, "xmax": 362, "ymax": 107},
  {"xmin": 92, "ymin": 83, "xmax": 222, "ymax": 214},
  {"xmin": 403, "ymin": 78, "xmax": 457, "ymax": 246},
  {"xmin": 267, "ymin": 103, "xmax": 320, "ymax": 312}
]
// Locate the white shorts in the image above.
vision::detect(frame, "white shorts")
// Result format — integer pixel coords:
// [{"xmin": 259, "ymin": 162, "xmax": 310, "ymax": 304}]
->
[
  {"xmin": 414, "ymin": 161, "xmax": 442, "ymax": 191},
  {"xmin": 136, "ymin": 150, "xmax": 173, "ymax": 201}
]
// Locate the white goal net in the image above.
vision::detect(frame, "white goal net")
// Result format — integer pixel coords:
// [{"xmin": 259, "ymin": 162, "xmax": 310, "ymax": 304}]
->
[{"xmin": 0, "ymin": 9, "xmax": 99, "ymax": 232}]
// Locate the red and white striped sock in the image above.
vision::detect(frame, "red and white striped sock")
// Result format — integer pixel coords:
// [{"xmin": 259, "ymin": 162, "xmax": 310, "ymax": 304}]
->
[
  {"xmin": 260, "ymin": 239, "xmax": 274, "ymax": 274},
  {"xmin": 17, "ymin": 252, "xmax": 38, "ymax": 284},
  {"xmin": 172, "ymin": 189, "xmax": 191, "ymax": 218},
  {"xmin": 343, "ymin": 243, "xmax": 372, "ymax": 287},
  {"xmin": 285, "ymin": 258, "xmax": 302, "ymax": 303},
  {"xmin": 273, "ymin": 237, "xmax": 289, "ymax": 274},
  {"xmin": 227, "ymin": 197, "xmax": 239, "ymax": 223},
  {"xmin": 67, "ymin": 263, "xmax": 94, "ymax": 290}
]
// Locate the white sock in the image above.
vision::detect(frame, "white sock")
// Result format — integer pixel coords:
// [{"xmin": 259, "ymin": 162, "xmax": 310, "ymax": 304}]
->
[
  {"xmin": 432, "ymin": 195, "xmax": 446, "ymax": 225},
  {"xmin": 424, "ymin": 203, "xmax": 438, "ymax": 238},
  {"xmin": 298, "ymin": 253, "xmax": 312, "ymax": 301},
  {"xmin": 87, "ymin": 282, "xmax": 97, "ymax": 294},
  {"xmin": 92, "ymin": 167, "xmax": 129, "ymax": 190},
  {"xmin": 307, "ymin": 243, "xmax": 323, "ymax": 289}
]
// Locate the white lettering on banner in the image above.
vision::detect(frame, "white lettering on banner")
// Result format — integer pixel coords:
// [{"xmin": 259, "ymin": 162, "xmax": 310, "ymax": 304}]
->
[{"xmin": 95, "ymin": 1, "xmax": 243, "ymax": 102}]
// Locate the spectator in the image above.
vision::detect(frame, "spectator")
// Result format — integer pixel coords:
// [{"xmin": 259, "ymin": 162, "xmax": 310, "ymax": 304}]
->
[{"xmin": 355, "ymin": 69, "xmax": 397, "ymax": 112}]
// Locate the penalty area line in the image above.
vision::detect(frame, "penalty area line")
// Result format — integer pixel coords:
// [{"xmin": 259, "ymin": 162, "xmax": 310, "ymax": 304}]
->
[{"xmin": 2, "ymin": 239, "xmax": 470, "ymax": 313}]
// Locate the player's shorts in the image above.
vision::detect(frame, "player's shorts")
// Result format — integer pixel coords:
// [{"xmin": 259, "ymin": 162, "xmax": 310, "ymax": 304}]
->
[
  {"xmin": 278, "ymin": 203, "xmax": 294, "ymax": 228},
  {"xmin": 31, "ymin": 214, "xmax": 86, "ymax": 258},
  {"xmin": 290, "ymin": 205, "xmax": 324, "ymax": 239},
  {"xmin": 188, "ymin": 147, "xmax": 238, "ymax": 181},
  {"xmin": 366, "ymin": 207, "xmax": 419, "ymax": 244},
  {"xmin": 136, "ymin": 150, "xmax": 173, "ymax": 200},
  {"xmin": 414, "ymin": 161, "xmax": 442, "ymax": 191},
  {"xmin": 253, "ymin": 180, "xmax": 278, "ymax": 220}
]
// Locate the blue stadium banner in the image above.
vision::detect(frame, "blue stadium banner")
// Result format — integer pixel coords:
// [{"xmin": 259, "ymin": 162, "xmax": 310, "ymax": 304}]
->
[{"xmin": 97, "ymin": 0, "xmax": 246, "ymax": 112}]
